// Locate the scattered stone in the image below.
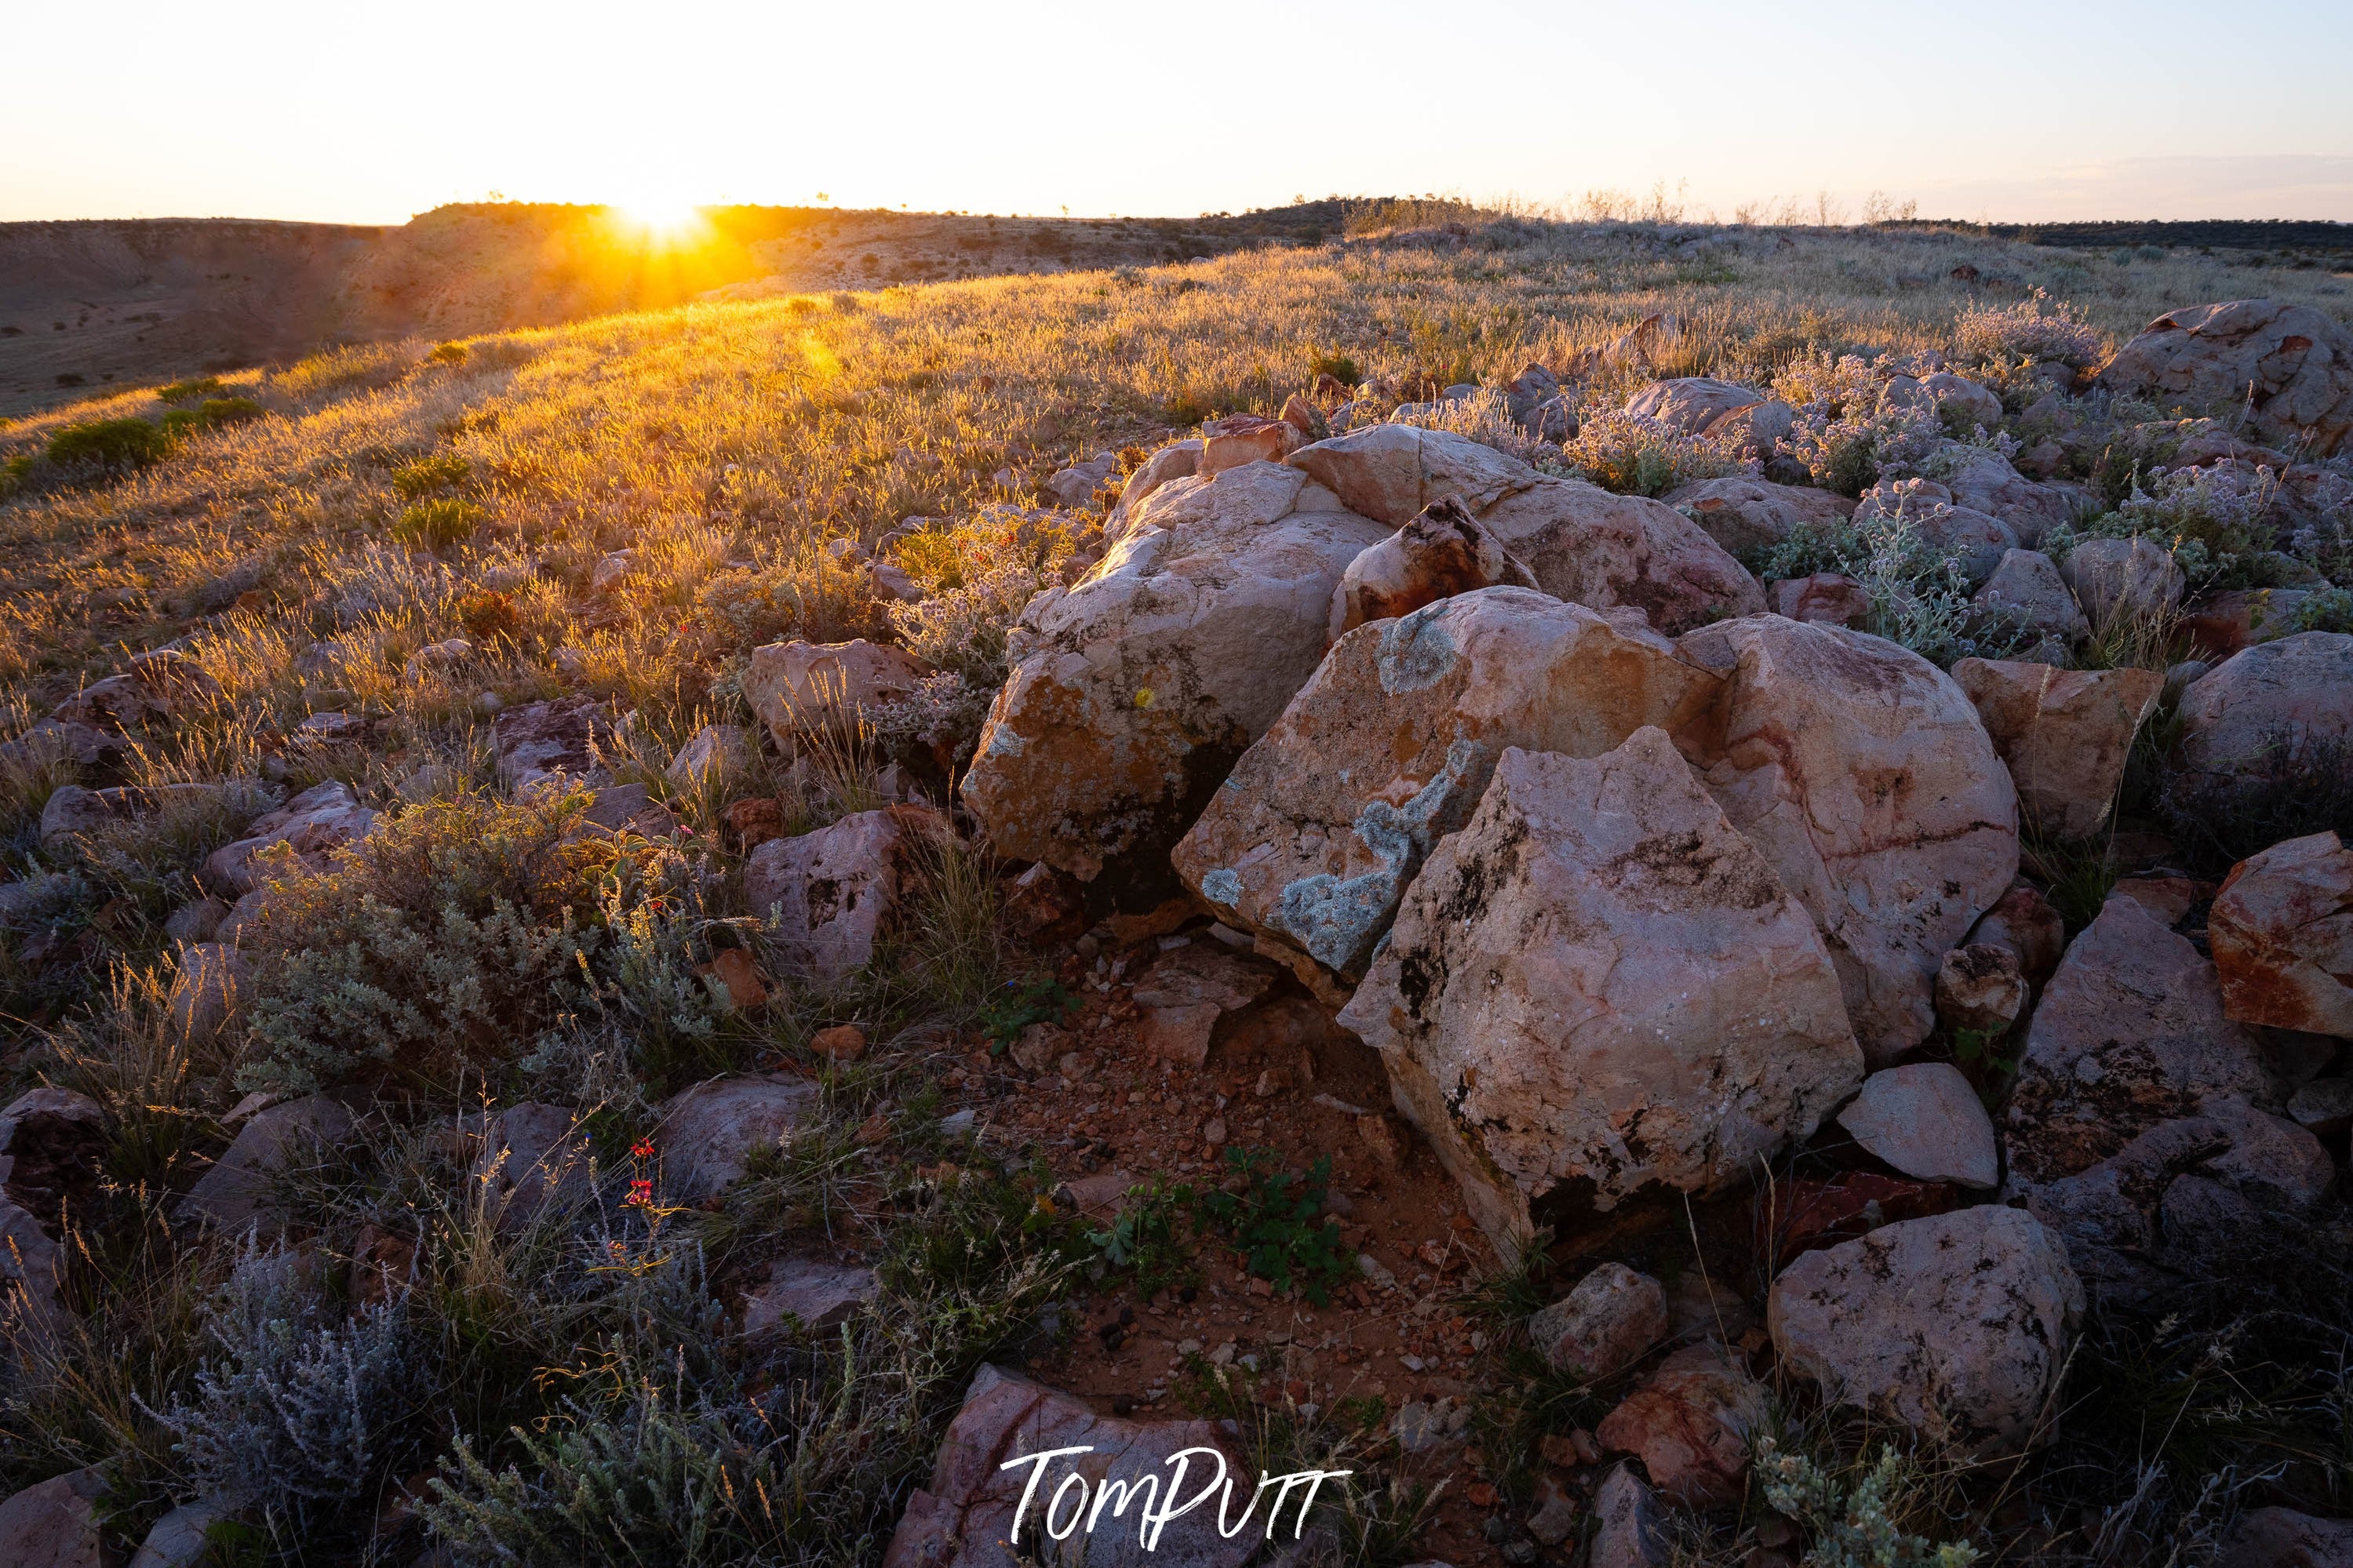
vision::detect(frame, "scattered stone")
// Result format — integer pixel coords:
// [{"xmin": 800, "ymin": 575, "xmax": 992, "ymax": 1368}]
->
[
  {"xmin": 1972, "ymin": 549, "xmax": 2088, "ymax": 662},
  {"xmin": 1857, "ymin": 479, "xmax": 2019, "ymax": 588},
  {"xmin": 2062, "ymin": 536, "xmax": 2185, "ymax": 626},
  {"xmin": 743, "ymin": 1256, "xmax": 878, "ymax": 1333},
  {"xmin": 180, "ymin": 1093, "xmax": 359, "ymax": 1229},
  {"xmin": 1178, "ymin": 588, "xmax": 1721, "ymax": 977},
  {"xmin": 294, "ymin": 710, "xmax": 369, "ymax": 745},
  {"xmin": 1127, "ymin": 942, "xmax": 1277, "ymax": 1067},
  {"xmin": 2210, "ymin": 831, "xmax": 2353, "ymax": 1037},
  {"xmin": 1589, "ymin": 1465, "xmax": 1667, "ymax": 1568},
  {"xmin": 655, "ymin": 1075, "xmax": 821, "ymax": 1199},
  {"xmin": 2100, "ymin": 298, "xmax": 2353, "ymax": 457},
  {"xmin": 129, "ymin": 1497, "xmax": 230, "ymax": 1568},
  {"xmin": 2222, "ymin": 1506, "xmax": 2353, "ymax": 1568},
  {"xmin": 667, "ymin": 724, "xmax": 752, "ymax": 790},
  {"xmin": 743, "ymin": 806, "xmax": 952, "ymax": 982},
  {"xmin": 581, "ymin": 782, "xmax": 679, "ymax": 837},
  {"xmin": 168, "ymin": 942, "xmax": 252, "ymax": 1039},
  {"xmin": 1525, "ymin": 1476, "xmax": 1578, "ymax": 1547},
  {"xmin": 406, "ymin": 637, "xmax": 472, "ymax": 673},
  {"xmin": 1936, "ymin": 446, "xmax": 2079, "ymax": 548},
  {"xmin": 1594, "ymin": 1343, "xmax": 1767, "ymax": 1507},
  {"xmin": 1044, "ymin": 449, "xmax": 1120, "ymax": 508},
  {"xmin": 1327, "ymin": 495, "xmax": 1537, "ymax": 642},
  {"xmin": 1767, "ymin": 572, "xmax": 1870, "ymax": 628},
  {"xmin": 1934, "ymin": 943, "xmax": 2029, "ymax": 1037},
  {"xmin": 1527, "ymin": 1263, "xmax": 1668, "ymax": 1379},
  {"xmin": 2289, "ymin": 1078, "xmax": 2353, "ymax": 1137},
  {"xmin": 2177, "ymin": 632, "xmax": 2353, "ymax": 776},
  {"xmin": 1338, "ymin": 732, "xmax": 1861, "ymax": 1250},
  {"xmin": 492, "ymin": 697, "xmax": 612, "ymax": 795},
  {"xmin": 1967, "ymin": 882, "xmax": 2067, "ymax": 988},
  {"xmin": 0, "ymin": 1088, "xmax": 107, "ymax": 1229},
  {"xmin": 701, "ymin": 947, "xmax": 768, "ymax": 1010},
  {"xmin": 1390, "ymin": 1395, "xmax": 1474, "ymax": 1455},
  {"xmin": 811, "ymin": 1023, "xmax": 869, "ymax": 1062},
  {"xmin": 0, "ymin": 1468, "xmax": 104, "ymax": 1568},
  {"xmin": 1836, "ymin": 1063, "xmax": 2001, "ymax": 1188},
  {"xmin": 1661, "ymin": 477, "xmax": 1852, "ymax": 560},
  {"xmin": 743, "ymin": 639, "xmax": 933, "ymax": 747},
  {"xmin": 1768, "ymin": 1206, "xmax": 2081, "ymax": 1457},
  {"xmin": 40, "ymin": 780, "xmax": 266, "ymax": 846},
  {"xmin": 1953, "ymin": 659, "xmax": 2163, "ymax": 840}
]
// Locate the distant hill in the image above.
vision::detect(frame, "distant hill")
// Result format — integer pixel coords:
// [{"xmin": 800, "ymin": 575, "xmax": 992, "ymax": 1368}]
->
[{"xmin": 1896, "ymin": 217, "xmax": 2353, "ymax": 267}]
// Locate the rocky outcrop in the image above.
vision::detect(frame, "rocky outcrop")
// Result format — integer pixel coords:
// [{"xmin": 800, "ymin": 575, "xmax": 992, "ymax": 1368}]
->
[
  {"xmin": 1858, "ymin": 479, "xmax": 2018, "ymax": 588},
  {"xmin": 2209, "ymin": 831, "xmax": 2353, "ymax": 1037},
  {"xmin": 1836, "ymin": 1062, "xmax": 2000, "ymax": 1188},
  {"xmin": 1768, "ymin": 1206, "xmax": 2082, "ymax": 1457},
  {"xmin": 961, "ymin": 459, "xmax": 1390, "ymax": 885},
  {"xmin": 2100, "ymin": 298, "xmax": 2353, "ymax": 457},
  {"xmin": 1336, "ymin": 733, "xmax": 1862, "ymax": 1250},
  {"xmin": 1934, "ymin": 942, "xmax": 2027, "ymax": 1037},
  {"xmin": 744, "ymin": 805, "xmax": 951, "ymax": 982},
  {"xmin": 1677, "ymin": 615, "xmax": 2020, "ymax": 1062},
  {"xmin": 1936, "ymin": 446, "xmax": 2078, "ymax": 548},
  {"xmin": 1968, "ymin": 882, "xmax": 2068, "ymax": 988},
  {"xmin": 1175, "ymin": 589, "xmax": 1721, "ymax": 977},
  {"xmin": 743, "ymin": 639, "xmax": 934, "ymax": 746},
  {"xmin": 1953, "ymin": 659, "xmax": 2163, "ymax": 840},
  {"xmin": 2177, "ymin": 632, "xmax": 2353, "ymax": 773},
  {"xmin": 1326, "ymin": 495, "xmax": 1536, "ymax": 641},
  {"xmin": 1662, "ymin": 477, "xmax": 1852, "ymax": 560}
]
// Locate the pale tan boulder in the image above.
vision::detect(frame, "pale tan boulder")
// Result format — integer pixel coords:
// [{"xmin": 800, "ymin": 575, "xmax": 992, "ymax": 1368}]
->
[
  {"xmin": 1768, "ymin": 572, "xmax": 1870, "ymax": 628},
  {"xmin": 1663, "ymin": 476, "xmax": 1853, "ymax": 559},
  {"xmin": 1934, "ymin": 943, "xmax": 2028, "ymax": 1038},
  {"xmin": 1476, "ymin": 477, "xmax": 1765, "ymax": 635},
  {"xmin": 1197, "ymin": 412, "xmax": 1302, "ymax": 476},
  {"xmin": 1335, "ymin": 733, "xmax": 1862, "ymax": 1251},
  {"xmin": 743, "ymin": 638, "xmax": 933, "ymax": 746},
  {"xmin": 2209, "ymin": 831, "xmax": 2353, "ymax": 1037},
  {"xmin": 1677, "ymin": 616, "xmax": 2020, "ymax": 1063},
  {"xmin": 962, "ymin": 460, "xmax": 1390, "ymax": 882},
  {"xmin": 1284, "ymin": 422, "xmax": 1534, "ymax": 526},
  {"xmin": 1624, "ymin": 377, "xmax": 1764, "ymax": 434},
  {"xmin": 743, "ymin": 805, "xmax": 950, "ymax": 982},
  {"xmin": 2100, "ymin": 298, "xmax": 2353, "ymax": 457},
  {"xmin": 1175, "ymin": 588, "xmax": 1721, "ymax": 977},
  {"xmin": 665, "ymin": 723, "xmax": 752, "ymax": 790},
  {"xmin": 1327, "ymin": 494, "xmax": 1537, "ymax": 642},
  {"xmin": 1768, "ymin": 1206, "xmax": 2081, "ymax": 1458},
  {"xmin": 2177, "ymin": 632, "xmax": 2353, "ymax": 773},
  {"xmin": 1952, "ymin": 658, "xmax": 2163, "ymax": 840},
  {"xmin": 1105, "ymin": 437, "xmax": 1200, "ymax": 540}
]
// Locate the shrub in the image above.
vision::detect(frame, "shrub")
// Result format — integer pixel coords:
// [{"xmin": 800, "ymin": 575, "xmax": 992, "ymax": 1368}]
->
[
  {"xmin": 1762, "ymin": 501, "xmax": 2027, "ymax": 667},
  {"xmin": 1952, "ymin": 288, "xmax": 2105, "ymax": 368},
  {"xmin": 1757, "ymin": 1439, "xmax": 1980, "ymax": 1568},
  {"xmin": 430, "ymin": 342, "xmax": 470, "ymax": 364},
  {"xmin": 1308, "ymin": 347, "xmax": 1362, "ymax": 387},
  {"xmin": 1193, "ymin": 1148, "xmax": 1352, "ymax": 1305},
  {"xmin": 395, "ymin": 498, "xmax": 490, "ymax": 551},
  {"xmin": 2051, "ymin": 464, "xmax": 2283, "ymax": 591},
  {"xmin": 158, "ymin": 397, "xmax": 262, "ymax": 441},
  {"xmin": 1555, "ymin": 407, "xmax": 1749, "ymax": 497},
  {"xmin": 2158, "ymin": 726, "xmax": 2353, "ymax": 870},
  {"xmin": 392, "ymin": 453, "xmax": 473, "ymax": 498},
  {"xmin": 696, "ymin": 553, "xmax": 882, "ymax": 648},
  {"xmin": 157, "ymin": 376, "xmax": 227, "ymax": 404},
  {"xmin": 456, "ymin": 588, "xmax": 522, "ymax": 643},
  {"xmin": 46, "ymin": 417, "xmax": 171, "ymax": 471}
]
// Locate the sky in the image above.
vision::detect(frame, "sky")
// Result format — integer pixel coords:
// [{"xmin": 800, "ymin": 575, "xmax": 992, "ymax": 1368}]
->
[{"xmin": 5, "ymin": 0, "xmax": 2351, "ymax": 227}]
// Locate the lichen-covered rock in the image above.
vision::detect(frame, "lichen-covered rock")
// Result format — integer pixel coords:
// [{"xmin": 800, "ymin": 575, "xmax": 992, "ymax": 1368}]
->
[
  {"xmin": 1336, "ymin": 733, "xmax": 1862, "ymax": 1250},
  {"xmin": 1677, "ymin": 616, "xmax": 2020, "ymax": 1063},
  {"xmin": 0, "ymin": 1468, "xmax": 105, "ymax": 1568},
  {"xmin": 744, "ymin": 805, "xmax": 951, "ymax": 982},
  {"xmin": 1934, "ymin": 942, "xmax": 2027, "ymax": 1037},
  {"xmin": 655, "ymin": 1076, "xmax": 821, "ymax": 1200},
  {"xmin": 962, "ymin": 460, "xmax": 1389, "ymax": 884},
  {"xmin": 1661, "ymin": 476, "xmax": 1852, "ymax": 560},
  {"xmin": 1527, "ymin": 1262, "xmax": 1668, "ymax": 1379},
  {"xmin": 2209, "ymin": 831, "xmax": 2353, "ymax": 1038},
  {"xmin": 2004, "ymin": 894, "xmax": 2275, "ymax": 1188},
  {"xmin": 2100, "ymin": 298, "xmax": 2353, "ymax": 457},
  {"xmin": 1768, "ymin": 1206, "xmax": 2081, "ymax": 1457},
  {"xmin": 1175, "ymin": 589, "xmax": 1721, "ymax": 977},
  {"xmin": 1326, "ymin": 495, "xmax": 1537, "ymax": 642},
  {"xmin": 1594, "ymin": 1343, "xmax": 1768, "ymax": 1507},
  {"xmin": 1835, "ymin": 1062, "xmax": 2000, "ymax": 1188},
  {"xmin": 2176, "ymin": 632, "xmax": 2353, "ymax": 774},
  {"xmin": 743, "ymin": 639, "xmax": 934, "ymax": 747},
  {"xmin": 1952, "ymin": 659, "xmax": 2163, "ymax": 840}
]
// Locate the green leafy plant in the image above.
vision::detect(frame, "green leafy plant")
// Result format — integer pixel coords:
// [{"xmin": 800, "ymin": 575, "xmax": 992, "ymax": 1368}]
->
[
  {"xmin": 157, "ymin": 375, "xmax": 228, "ymax": 404},
  {"xmin": 158, "ymin": 396, "xmax": 262, "ymax": 441},
  {"xmin": 1086, "ymin": 1177, "xmax": 1197, "ymax": 1294},
  {"xmin": 977, "ymin": 977, "xmax": 1076, "ymax": 1051},
  {"xmin": 395, "ymin": 497, "xmax": 490, "ymax": 551},
  {"xmin": 392, "ymin": 453, "xmax": 473, "ymax": 498},
  {"xmin": 1758, "ymin": 1439, "xmax": 1981, "ymax": 1568},
  {"xmin": 1193, "ymin": 1148, "xmax": 1351, "ymax": 1304},
  {"xmin": 46, "ymin": 417, "xmax": 171, "ymax": 471}
]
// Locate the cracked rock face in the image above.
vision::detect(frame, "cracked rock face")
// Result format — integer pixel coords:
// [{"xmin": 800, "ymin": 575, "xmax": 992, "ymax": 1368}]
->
[
  {"xmin": 2209, "ymin": 829, "xmax": 2353, "ymax": 1037},
  {"xmin": 2100, "ymin": 297, "xmax": 2353, "ymax": 458},
  {"xmin": 1768, "ymin": 1206, "xmax": 2082, "ymax": 1458},
  {"xmin": 1952, "ymin": 659, "xmax": 2163, "ymax": 842},
  {"xmin": 960, "ymin": 460, "xmax": 1389, "ymax": 886},
  {"xmin": 1677, "ymin": 616, "xmax": 2020, "ymax": 1064},
  {"xmin": 1174, "ymin": 588, "xmax": 1721, "ymax": 978},
  {"xmin": 1337, "ymin": 731, "xmax": 1862, "ymax": 1250}
]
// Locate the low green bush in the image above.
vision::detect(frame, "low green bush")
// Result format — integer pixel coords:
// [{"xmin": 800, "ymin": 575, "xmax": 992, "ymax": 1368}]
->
[
  {"xmin": 394, "ymin": 498, "xmax": 490, "ymax": 551},
  {"xmin": 46, "ymin": 417, "xmax": 171, "ymax": 471}
]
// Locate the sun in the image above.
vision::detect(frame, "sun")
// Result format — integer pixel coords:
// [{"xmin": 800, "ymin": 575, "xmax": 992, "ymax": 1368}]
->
[{"xmin": 610, "ymin": 194, "xmax": 707, "ymax": 241}]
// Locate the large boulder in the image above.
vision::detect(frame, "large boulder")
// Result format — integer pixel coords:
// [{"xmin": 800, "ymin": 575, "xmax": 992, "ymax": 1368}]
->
[
  {"xmin": 2100, "ymin": 298, "xmax": 2353, "ymax": 457},
  {"xmin": 1768, "ymin": 573, "xmax": 1870, "ymax": 628},
  {"xmin": 196, "ymin": 780, "xmax": 377, "ymax": 897},
  {"xmin": 1625, "ymin": 377, "xmax": 1763, "ymax": 434},
  {"xmin": 1768, "ymin": 1206, "xmax": 2082, "ymax": 1458},
  {"xmin": 1326, "ymin": 494, "xmax": 1536, "ymax": 642},
  {"xmin": 1971, "ymin": 548, "xmax": 2086, "ymax": 663},
  {"xmin": 1662, "ymin": 476, "xmax": 1852, "ymax": 561},
  {"xmin": 2004, "ymin": 894, "xmax": 2276, "ymax": 1188},
  {"xmin": 2177, "ymin": 632, "xmax": 2353, "ymax": 773},
  {"xmin": 1952, "ymin": 659, "xmax": 2163, "ymax": 840},
  {"xmin": 2223, "ymin": 1508, "xmax": 2353, "ymax": 1568},
  {"xmin": 2209, "ymin": 831, "xmax": 2353, "ymax": 1037},
  {"xmin": 0, "ymin": 1469, "xmax": 105, "ymax": 1568},
  {"xmin": 655, "ymin": 1075, "xmax": 821, "ymax": 1199},
  {"xmin": 1335, "ymin": 733, "xmax": 1862, "ymax": 1250},
  {"xmin": 1677, "ymin": 616, "xmax": 2020, "ymax": 1062},
  {"xmin": 1175, "ymin": 589, "xmax": 1721, "ymax": 977},
  {"xmin": 743, "ymin": 639, "xmax": 934, "ymax": 746},
  {"xmin": 1108, "ymin": 438, "xmax": 1202, "ymax": 536},
  {"xmin": 883, "ymin": 1363, "xmax": 1255, "ymax": 1568},
  {"xmin": 744, "ymin": 805, "xmax": 951, "ymax": 982},
  {"xmin": 1284, "ymin": 423, "xmax": 1534, "ymax": 526},
  {"xmin": 961, "ymin": 460, "xmax": 1390, "ymax": 884},
  {"xmin": 2061, "ymin": 536, "xmax": 2184, "ymax": 626}
]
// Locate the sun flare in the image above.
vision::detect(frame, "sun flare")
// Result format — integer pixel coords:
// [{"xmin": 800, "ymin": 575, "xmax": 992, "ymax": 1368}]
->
[{"xmin": 610, "ymin": 194, "xmax": 706, "ymax": 240}]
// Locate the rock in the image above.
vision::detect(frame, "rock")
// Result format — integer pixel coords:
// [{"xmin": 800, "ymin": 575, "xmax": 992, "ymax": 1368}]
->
[
  {"xmin": 1677, "ymin": 615, "xmax": 2020, "ymax": 1062},
  {"xmin": 0, "ymin": 1088, "xmax": 108, "ymax": 1228},
  {"xmin": 1327, "ymin": 495, "xmax": 1538, "ymax": 642},
  {"xmin": 1662, "ymin": 477, "xmax": 1852, "ymax": 560},
  {"xmin": 744, "ymin": 806, "xmax": 951, "ymax": 982},
  {"xmin": 1589, "ymin": 1465, "xmax": 1667, "ymax": 1568},
  {"xmin": 2288, "ymin": 1077, "xmax": 2353, "ymax": 1136},
  {"xmin": 2223, "ymin": 1506, "xmax": 2353, "ymax": 1568},
  {"xmin": 129, "ymin": 1497, "xmax": 231, "ymax": 1568},
  {"xmin": 2177, "ymin": 633, "xmax": 2353, "ymax": 775},
  {"xmin": 1474, "ymin": 477, "xmax": 1765, "ymax": 635},
  {"xmin": 1933, "ymin": 944, "xmax": 2027, "ymax": 1037},
  {"xmin": 180, "ymin": 1093, "xmax": 359, "ymax": 1229},
  {"xmin": 1176, "ymin": 589, "xmax": 1721, "ymax": 977},
  {"xmin": 197, "ymin": 780, "xmax": 377, "ymax": 897},
  {"xmin": 1836, "ymin": 1063, "xmax": 2000, "ymax": 1188},
  {"xmin": 1526, "ymin": 1263, "xmax": 1668, "ymax": 1379},
  {"xmin": 1285, "ymin": 423, "xmax": 1536, "ymax": 529},
  {"xmin": 655, "ymin": 1076, "xmax": 821, "ymax": 1199},
  {"xmin": 468, "ymin": 1102, "xmax": 586, "ymax": 1226},
  {"xmin": 492, "ymin": 697, "xmax": 614, "ymax": 795},
  {"xmin": 168, "ymin": 942, "xmax": 252, "ymax": 1039},
  {"xmin": 1702, "ymin": 398, "xmax": 1797, "ymax": 459},
  {"xmin": 1199, "ymin": 413, "xmax": 1303, "ymax": 477},
  {"xmin": 1044, "ymin": 450, "xmax": 1120, "ymax": 508},
  {"xmin": 581, "ymin": 783, "xmax": 679, "ymax": 837},
  {"xmin": 1336, "ymin": 733, "xmax": 1862, "ymax": 1250},
  {"xmin": 1107, "ymin": 439, "xmax": 1202, "ymax": 535},
  {"xmin": 1767, "ymin": 572, "xmax": 1870, "ymax": 628},
  {"xmin": 2183, "ymin": 587, "xmax": 2312, "ymax": 660},
  {"xmin": 1936, "ymin": 446, "xmax": 2078, "ymax": 548},
  {"xmin": 1506, "ymin": 363, "xmax": 1561, "ymax": 425},
  {"xmin": 1390, "ymin": 1395, "xmax": 1474, "ymax": 1455},
  {"xmin": 38, "ymin": 780, "xmax": 264, "ymax": 846},
  {"xmin": 1952, "ymin": 659, "xmax": 2163, "ymax": 840},
  {"xmin": 1278, "ymin": 393, "xmax": 1325, "ymax": 441},
  {"xmin": 962, "ymin": 459, "xmax": 1389, "ymax": 882},
  {"xmin": 0, "ymin": 718, "xmax": 122, "ymax": 769},
  {"xmin": 743, "ymin": 1256, "xmax": 878, "ymax": 1333},
  {"xmin": 2209, "ymin": 831, "xmax": 2353, "ymax": 1036},
  {"xmin": 2100, "ymin": 298, "xmax": 2353, "ymax": 457},
  {"xmin": 1008, "ymin": 1020, "xmax": 1067, "ymax": 1073},
  {"xmin": 1967, "ymin": 882, "xmax": 2067, "ymax": 987},
  {"xmin": 667, "ymin": 724, "xmax": 752, "ymax": 790},
  {"xmin": 1624, "ymin": 377, "xmax": 1763, "ymax": 434},
  {"xmin": 1524, "ymin": 1476, "xmax": 1578, "ymax": 1548},
  {"xmin": 1920, "ymin": 371, "xmax": 2006, "ymax": 429},
  {"xmin": 164, "ymin": 897, "xmax": 232, "ymax": 945},
  {"xmin": 0, "ymin": 1194, "xmax": 68, "ymax": 1332},
  {"xmin": 1856, "ymin": 480, "xmax": 2018, "ymax": 589},
  {"xmin": 881, "ymin": 1362, "xmax": 1255, "ymax": 1568},
  {"xmin": 1972, "ymin": 549, "xmax": 2086, "ymax": 661},
  {"xmin": 1768, "ymin": 1206, "xmax": 2081, "ymax": 1457},
  {"xmin": 2005, "ymin": 894, "xmax": 2275, "ymax": 1188},
  {"xmin": 0, "ymin": 1468, "xmax": 104, "ymax": 1568},
  {"xmin": 1129, "ymin": 943, "xmax": 1277, "ymax": 1067},
  {"xmin": 406, "ymin": 637, "xmax": 472, "ymax": 674},
  {"xmin": 1594, "ymin": 1343, "xmax": 1767, "ymax": 1508},
  {"xmin": 51, "ymin": 649, "xmax": 220, "ymax": 731},
  {"xmin": 871, "ymin": 561, "xmax": 924, "ymax": 602},
  {"xmin": 810, "ymin": 1023, "xmax": 868, "ymax": 1061},
  {"xmin": 2061, "ymin": 536, "xmax": 2184, "ymax": 626},
  {"xmin": 2014, "ymin": 1097, "xmax": 2332, "ymax": 1306},
  {"xmin": 743, "ymin": 639, "xmax": 933, "ymax": 746}
]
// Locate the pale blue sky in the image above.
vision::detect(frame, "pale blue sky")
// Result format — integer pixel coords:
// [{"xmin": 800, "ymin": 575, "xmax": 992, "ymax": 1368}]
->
[{"xmin": 5, "ymin": 0, "xmax": 2349, "ymax": 224}]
